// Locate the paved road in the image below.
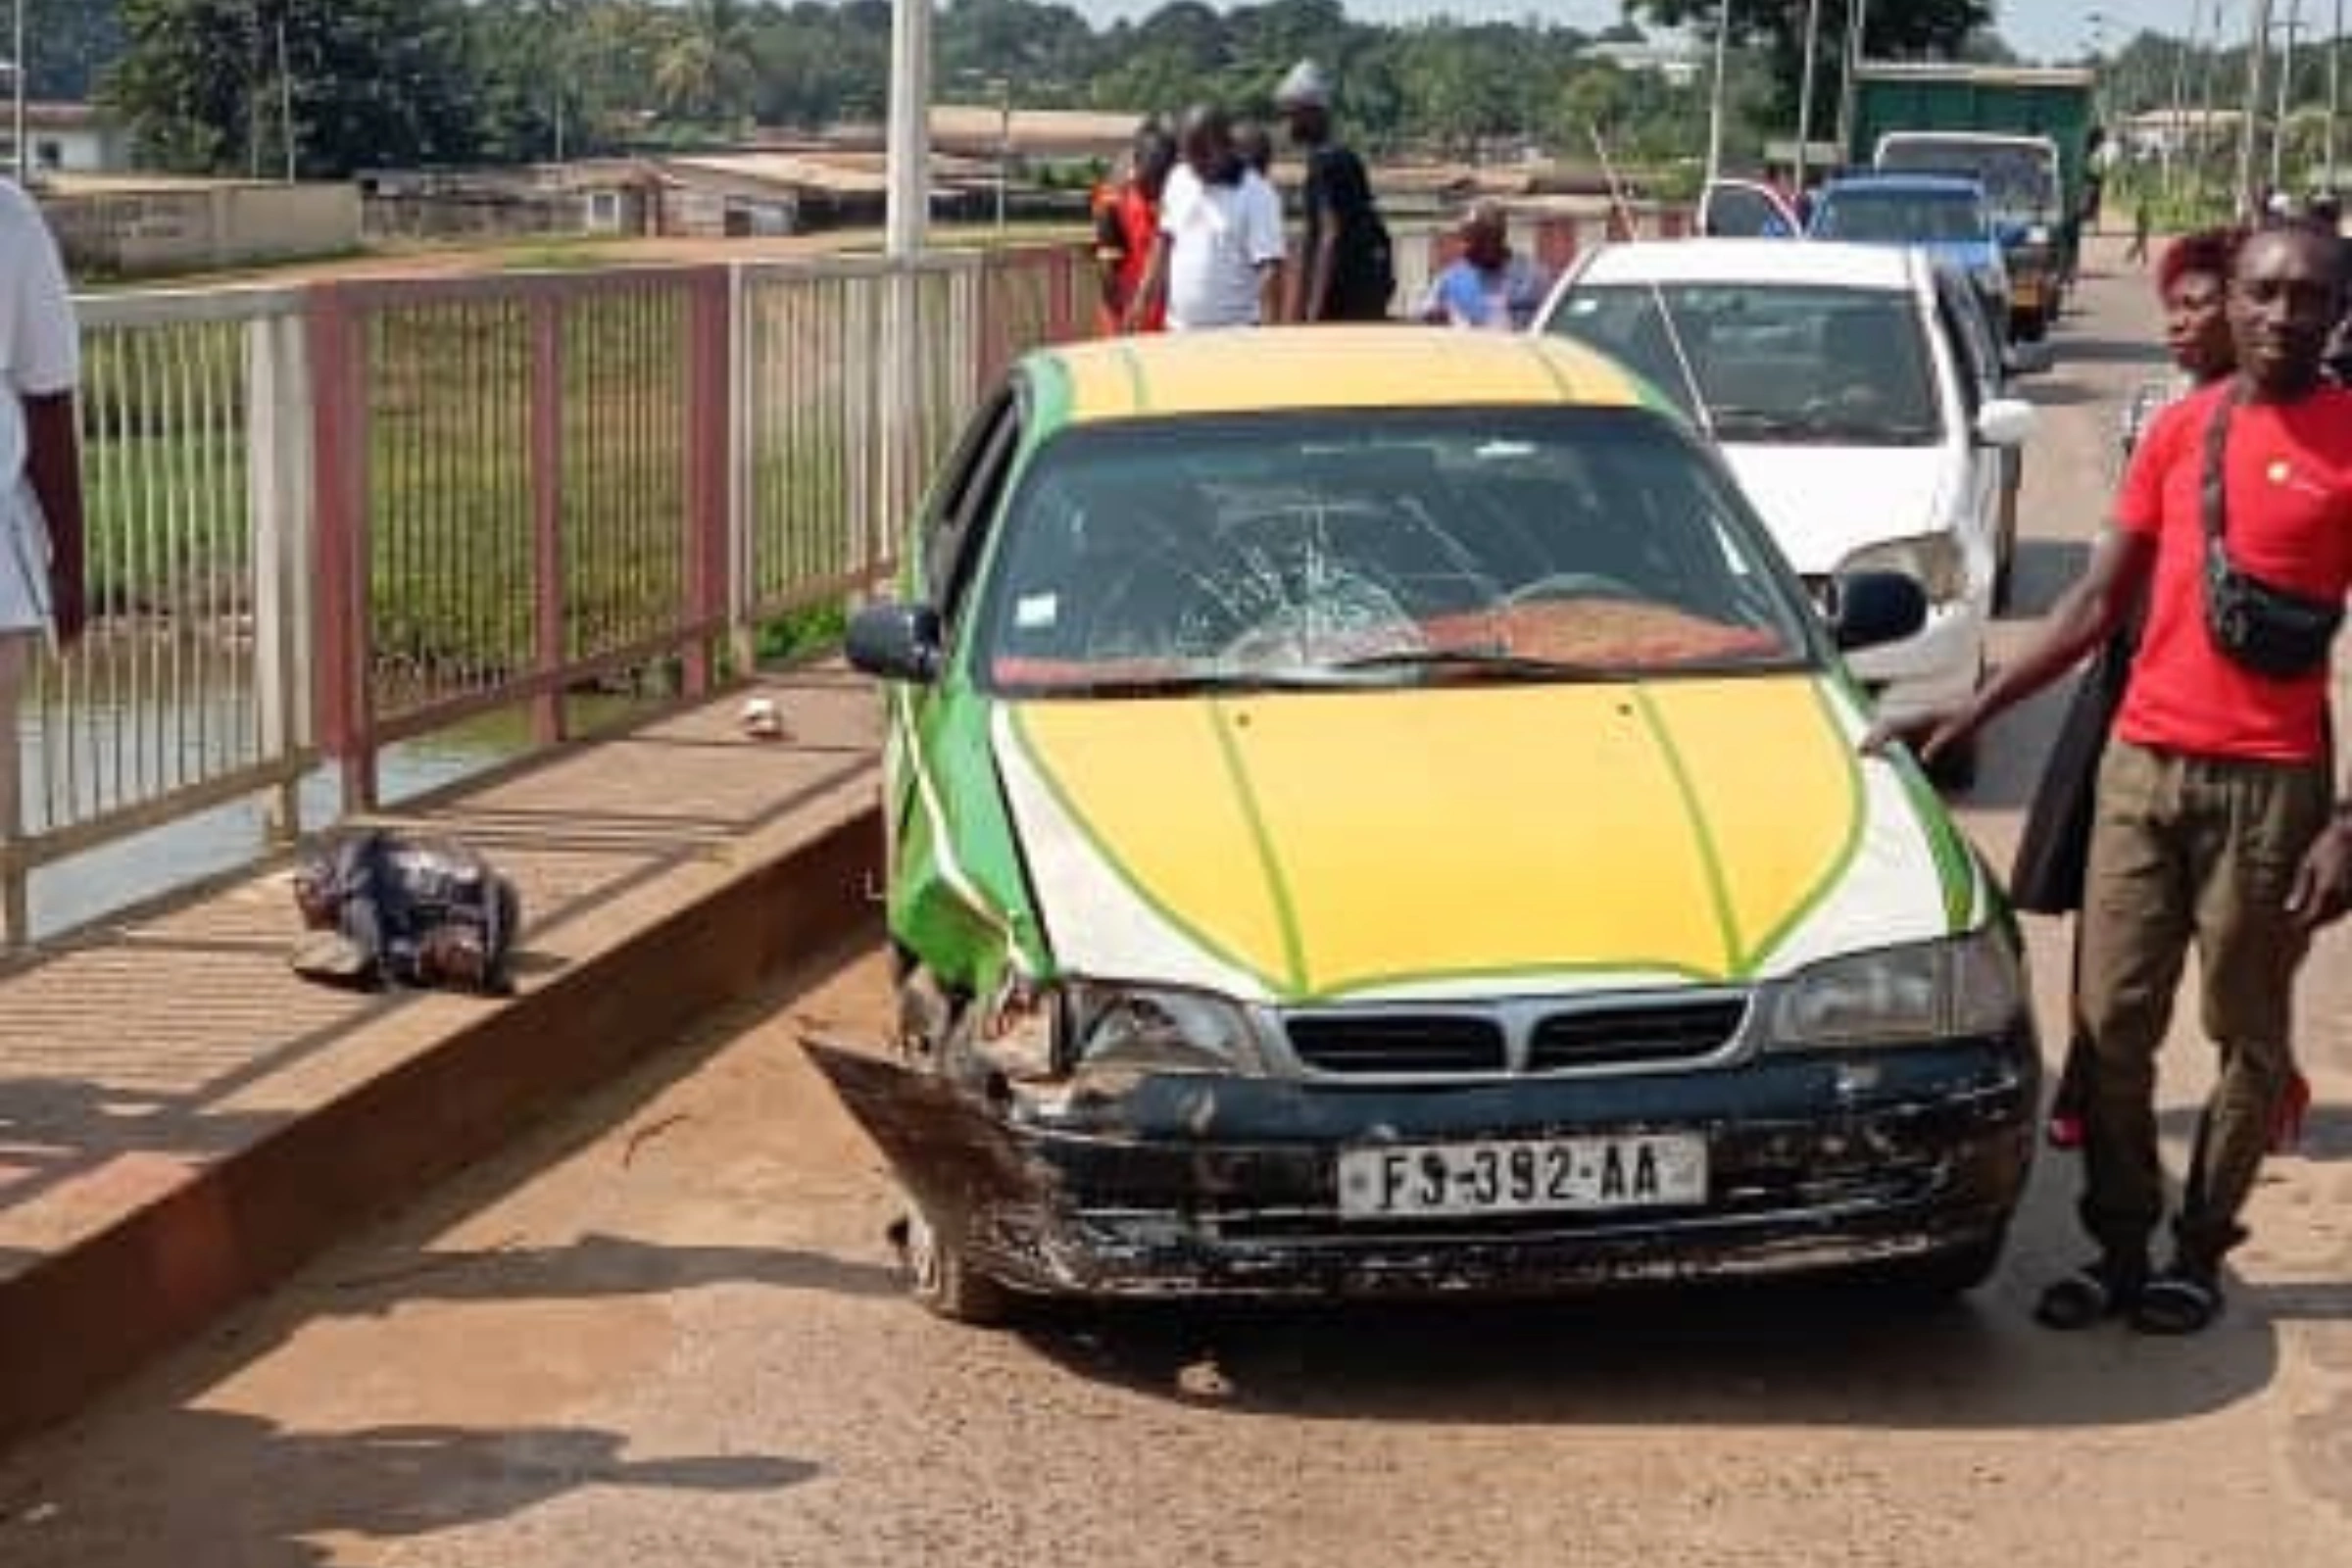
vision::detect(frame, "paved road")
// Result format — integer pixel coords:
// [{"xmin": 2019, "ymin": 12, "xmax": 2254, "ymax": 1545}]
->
[{"xmin": 9, "ymin": 247, "xmax": 2352, "ymax": 1568}]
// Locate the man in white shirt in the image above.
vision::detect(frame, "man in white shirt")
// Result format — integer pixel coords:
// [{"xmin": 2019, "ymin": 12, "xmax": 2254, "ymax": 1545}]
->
[
  {"xmin": 1127, "ymin": 107, "xmax": 1286, "ymax": 332},
  {"xmin": 0, "ymin": 178, "xmax": 87, "ymax": 833}
]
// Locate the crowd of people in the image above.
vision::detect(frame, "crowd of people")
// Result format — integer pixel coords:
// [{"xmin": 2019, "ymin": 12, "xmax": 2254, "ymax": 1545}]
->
[{"xmin": 1090, "ymin": 58, "xmax": 1552, "ymax": 337}]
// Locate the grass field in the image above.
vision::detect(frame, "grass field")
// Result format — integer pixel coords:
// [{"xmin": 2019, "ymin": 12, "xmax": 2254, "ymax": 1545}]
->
[{"xmin": 73, "ymin": 256, "xmax": 1021, "ymax": 708}]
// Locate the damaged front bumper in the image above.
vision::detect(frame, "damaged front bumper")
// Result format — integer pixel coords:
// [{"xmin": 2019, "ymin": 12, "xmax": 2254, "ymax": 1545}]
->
[{"xmin": 806, "ymin": 1031, "xmax": 2038, "ymax": 1302}]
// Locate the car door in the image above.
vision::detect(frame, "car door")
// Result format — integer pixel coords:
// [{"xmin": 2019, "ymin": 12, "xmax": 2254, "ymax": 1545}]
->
[
  {"xmin": 888, "ymin": 383, "xmax": 1024, "ymax": 864},
  {"xmin": 1698, "ymin": 178, "xmax": 1801, "ymax": 239},
  {"xmin": 1926, "ymin": 270, "xmax": 2006, "ymax": 606}
]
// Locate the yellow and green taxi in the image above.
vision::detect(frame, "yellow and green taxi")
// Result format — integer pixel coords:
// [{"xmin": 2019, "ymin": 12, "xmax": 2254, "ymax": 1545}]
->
[{"xmin": 813, "ymin": 327, "xmax": 2039, "ymax": 1322}]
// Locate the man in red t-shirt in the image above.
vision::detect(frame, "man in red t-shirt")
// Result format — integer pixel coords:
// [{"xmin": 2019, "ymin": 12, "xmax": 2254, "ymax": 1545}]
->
[
  {"xmin": 1874, "ymin": 224, "xmax": 2352, "ymax": 1335},
  {"xmin": 1095, "ymin": 126, "xmax": 1176, "ymax": 336}
]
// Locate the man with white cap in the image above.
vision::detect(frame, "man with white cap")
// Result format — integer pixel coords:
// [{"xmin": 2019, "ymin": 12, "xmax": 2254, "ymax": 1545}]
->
[
  {"xmin": 0, "ymin": 177, "xmax": 87, "ymax": 836},
  {"xmin": 1273, "ymin": 59, "xmax": 1395, "ymax": 323}
]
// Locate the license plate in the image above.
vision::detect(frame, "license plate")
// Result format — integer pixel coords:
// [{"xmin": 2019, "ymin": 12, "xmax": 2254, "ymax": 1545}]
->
[{"xmin": 1337, "ymin": 1135, "xmax": 1707, "ymax": 1220}]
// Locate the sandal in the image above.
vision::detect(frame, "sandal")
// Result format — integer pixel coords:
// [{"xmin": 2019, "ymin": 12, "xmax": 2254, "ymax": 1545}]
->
[
  {"xmin": 2132, "ymin": 1270, "xmax": 2223, "ymax": 1335},
  {"xmin": 2034, "ymin": 1260, "xmax": 2144, "ymax": 1331}
]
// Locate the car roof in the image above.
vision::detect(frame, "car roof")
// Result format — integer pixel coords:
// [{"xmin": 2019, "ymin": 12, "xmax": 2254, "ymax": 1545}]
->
[
  {"xmin": 1820, "ymin": 173, "xmax": 1986, "ymax": 198},
  {"xmin": 1569, "ymin": 238, "xmax": 1923, "ymax": 291},
  {"xmin": 1028, "ymin": 327, "xmax": 1668, "ymax": 425}
]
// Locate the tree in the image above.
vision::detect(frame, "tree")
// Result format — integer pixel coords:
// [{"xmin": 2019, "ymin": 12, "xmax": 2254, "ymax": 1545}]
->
[
  {"xmin": 654, "ymin": 0, "xmax": 760, "ymax": 127},
  {"xmin": 23, "ymin": 0, "xmax": 126, "ymax": 101},
  {"xmin": 1628, "ymin": 0, "xmax": 1992, "ymax": 123},
  {"xmin": 106, "ymin": 0, "xmax": 479, "ymax": 177}
]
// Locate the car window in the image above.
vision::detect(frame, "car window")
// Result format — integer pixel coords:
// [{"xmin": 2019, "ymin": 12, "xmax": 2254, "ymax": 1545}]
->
[
  {"xmin": 1700, "ymin": 180, "xmax": 1797, "ymax": 238},
  {"xmin": 1811, "ymin": 191, "xmax": 1986, "ymax": 243},
  {"xmin": 1933, "ymin": 275, "xmax": 1992, "ymax": 416},
  {"xmin": 1875, "ymin": 139, "xmax": 2057, "ymax": 218},
  {"xmin": 1545, "ymin": 283, "xmax": 1943, "ymax": 446},
  {"xmin": 970, "ymin": 408, "xmax": 1817, "ymax": 696},
  {"xmin": 921, "ymin": 387, "xmax": 1020, "ymax": 619}
]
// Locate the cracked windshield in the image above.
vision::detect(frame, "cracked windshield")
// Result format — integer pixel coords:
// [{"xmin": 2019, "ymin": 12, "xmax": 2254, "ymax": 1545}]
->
[{"xmin": 982, "ymin": 411, "xmax": 1807, "ymax": 692}]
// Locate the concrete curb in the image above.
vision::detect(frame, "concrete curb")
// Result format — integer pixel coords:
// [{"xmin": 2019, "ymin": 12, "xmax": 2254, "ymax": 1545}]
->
[{"xmin": 0, "ymin": 804, "xmax": 880, "ymax": 1450}]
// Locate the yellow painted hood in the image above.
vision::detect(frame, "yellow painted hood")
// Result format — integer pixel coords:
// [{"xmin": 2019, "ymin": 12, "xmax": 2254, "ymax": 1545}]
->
[{"xmin": 992, "ymin": 677, "xmax": 1965, "ymax": 1004}]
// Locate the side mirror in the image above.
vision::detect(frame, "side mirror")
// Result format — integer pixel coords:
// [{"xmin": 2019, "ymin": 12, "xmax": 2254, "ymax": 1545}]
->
[
  {"xmin": 845, "ymin": 602, "xmax": 945, "ymax": 684},
  {"xmin": 1975, "ymin": 397, "xmax": 2037, "ymax": 447},
  {"xmin": 1829, "ymin": 569, "xmax": 1929, "ymax": 653}
]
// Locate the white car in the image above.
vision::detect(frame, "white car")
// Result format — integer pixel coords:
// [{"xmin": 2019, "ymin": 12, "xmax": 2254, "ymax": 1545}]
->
[{"xmin": 1534, "ymin": 239, "xmax": 2036, "ymax": 786}]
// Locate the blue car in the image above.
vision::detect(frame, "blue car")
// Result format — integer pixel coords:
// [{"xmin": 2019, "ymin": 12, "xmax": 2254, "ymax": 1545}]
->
[{"xmin": 1807, "ymin": 174, "xmax": 2014, "ymax": 345}]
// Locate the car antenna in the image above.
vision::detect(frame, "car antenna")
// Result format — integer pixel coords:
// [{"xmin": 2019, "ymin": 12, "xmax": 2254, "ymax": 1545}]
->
[{"xmin": 1586, "ymin": 122, "xmax": 1716, "ymax": 442}]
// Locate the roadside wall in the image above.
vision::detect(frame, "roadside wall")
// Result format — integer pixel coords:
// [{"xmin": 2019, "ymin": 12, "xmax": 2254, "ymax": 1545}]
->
[{"xmin": 43, "ymin": 183, "xmax": 363, "ymax": 275}]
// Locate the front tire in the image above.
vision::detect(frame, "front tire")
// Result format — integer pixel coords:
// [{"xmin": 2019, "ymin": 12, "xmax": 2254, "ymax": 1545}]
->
[{"xmin": 892, "ymin": 1201, "xmax": 1015, "ymax": 1326}]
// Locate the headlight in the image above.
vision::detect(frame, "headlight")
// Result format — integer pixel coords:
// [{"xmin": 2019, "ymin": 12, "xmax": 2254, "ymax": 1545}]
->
[
  {"xmin": 1767, "ymin": 929, "xmax": 2024, "ymax": 1049},
  {"xmin": 1063, "ymin": 981, "xmax": 1267, "ymax": 1077},
  {"xmin": 2026, "ymin": 223, "xmax": 2052, "ymax": 244},
  {"xmin": 1838, "ymin": 533, "xmax": 1967, "ymax": 603}
]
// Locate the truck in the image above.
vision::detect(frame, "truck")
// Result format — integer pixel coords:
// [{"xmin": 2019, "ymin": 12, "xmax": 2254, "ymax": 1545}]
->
[{"xmin": 1845, "ymin": 63, "xmax": 2100, "ymax": 344}]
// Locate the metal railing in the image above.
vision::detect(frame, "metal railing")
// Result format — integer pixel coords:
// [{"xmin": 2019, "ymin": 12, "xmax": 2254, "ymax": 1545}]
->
[
  {"xmin": 18, "ymin": 285, "xmax": 315, "ymax": 942},
  {"xmin": 25, "ymin": 209, "xmax": 1660, "ymax": 946}
]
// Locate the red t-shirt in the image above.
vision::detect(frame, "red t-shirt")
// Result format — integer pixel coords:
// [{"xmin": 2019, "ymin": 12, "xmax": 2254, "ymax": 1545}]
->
[
  {"xmin": 2113, "ymin": 380, "xmax": 2352, "ymax": 762},
  {"xmin": 1094, "ymin": 183, "xmax": 1164, "ymax": 333}
]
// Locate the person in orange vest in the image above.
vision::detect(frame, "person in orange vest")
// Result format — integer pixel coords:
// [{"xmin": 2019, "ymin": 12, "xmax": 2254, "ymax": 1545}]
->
[{"xmin": 1095, "ymin": 125, "xmax": 1177, "ymax": 335}]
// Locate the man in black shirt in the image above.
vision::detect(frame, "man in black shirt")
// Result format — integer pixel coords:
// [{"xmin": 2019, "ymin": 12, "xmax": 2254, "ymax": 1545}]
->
[{"xmin": 1273, "ymin": 60, "xmax": 1395, "ymax": 323}]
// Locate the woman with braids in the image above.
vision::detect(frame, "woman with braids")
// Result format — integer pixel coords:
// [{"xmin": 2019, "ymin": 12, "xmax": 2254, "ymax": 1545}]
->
[{"xmin": 2014, "ymin": 224, "xmax": 2311, "ymax": 1158}]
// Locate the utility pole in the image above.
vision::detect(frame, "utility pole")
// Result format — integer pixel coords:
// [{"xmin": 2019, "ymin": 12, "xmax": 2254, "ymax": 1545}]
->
[
  {"xmin": 277, "ymin": 14, "xmax": 296, "ymax": 183},
  {"xmin": 12, "ymin": 0, "xmax": 27, "ymax": 186},
  {"xmin": 2330, "ymin": 0, "xmax": 2344, "ymax": 188},
  {"xmin": 2198, "ymin": 0, "xmax": 2232, "ymax": 207},
  {"xmin": 1794, "ymin": 0, "xmax": 1825, "ymax": 188},
  {"xmin": 995, "ymin": 75, "xmax": 1010, "ymax": 230},
  {"xmin": 2167, "ymin": 0, "xmax": 2203, "ymax": 195},
  {"xmin": 2241, "ymin": 0, "xmax": 2273, "ymax": 217},
  {"xmin": 1838, "ymin": 0, "xmax": 1872, "ymax": 174},
  {"xmin": 1705, "ymin": 0, "xmax": 1731, "ymax": 183},
  {"xmin": 2274, "ymin": 0, "xmax": 2306, "ymax": 190}
]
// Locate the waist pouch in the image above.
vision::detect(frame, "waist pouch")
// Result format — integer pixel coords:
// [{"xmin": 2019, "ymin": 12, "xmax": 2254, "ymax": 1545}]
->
[{"xmin": 2201, "ymin": 381, "xmax": 2343, "ymax": 680}]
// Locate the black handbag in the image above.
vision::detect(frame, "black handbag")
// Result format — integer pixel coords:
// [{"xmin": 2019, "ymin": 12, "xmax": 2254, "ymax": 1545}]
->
[{"xmin": 2201, "ymin": 381, "xmax": 2344, "ymax": 679}]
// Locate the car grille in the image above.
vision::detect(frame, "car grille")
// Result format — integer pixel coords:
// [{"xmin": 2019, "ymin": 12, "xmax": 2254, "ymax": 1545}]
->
[
  {"xmin": 1286, "ymin": 1015, "xmax": 1508, "ymax": 1075},
  {"xmin": 1281, "ymin": 995, "xmax": 1752, "ymax": 1078},
  {"xmin": 1526, "ymin": 1000, "xmax": 1749, "ymax": 1072}
]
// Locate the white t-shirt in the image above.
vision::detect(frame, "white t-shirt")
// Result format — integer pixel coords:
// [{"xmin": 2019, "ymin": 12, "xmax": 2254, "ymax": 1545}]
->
[
  {"xmin": 0, "ymin": 178, "xmax": 77, "ymax": 633},
  {"xmin": 1157, "ymin": 165, "xmax": 1286, "ymax": 331}
]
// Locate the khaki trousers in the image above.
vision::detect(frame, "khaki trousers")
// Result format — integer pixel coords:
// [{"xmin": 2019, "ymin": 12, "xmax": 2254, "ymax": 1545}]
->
[{"xmin": 2076, "ymin": 740, "xmax": 2332, "ymax": 1269}]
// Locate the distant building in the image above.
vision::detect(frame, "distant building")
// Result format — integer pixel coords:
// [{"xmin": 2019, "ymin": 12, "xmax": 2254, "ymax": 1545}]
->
[
  {"xmin": 3, "ymin": 102, "xmax": 133, "ymax": 179},
  {"xmin": 1585, "ymin": 39, "xmax": 1703, "ymax": 88}
]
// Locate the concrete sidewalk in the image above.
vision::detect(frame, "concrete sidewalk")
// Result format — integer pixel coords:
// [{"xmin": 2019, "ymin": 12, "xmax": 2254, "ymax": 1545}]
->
[{"xmin": 0, "ymin": 667, "xmax": 882, "ymax": 1447}]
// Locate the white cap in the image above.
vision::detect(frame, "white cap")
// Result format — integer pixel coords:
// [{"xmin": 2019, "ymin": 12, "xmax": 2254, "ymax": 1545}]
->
[{"xmin": 1274, "ymin": 60, "xmax": 1333, "ymax": 111}]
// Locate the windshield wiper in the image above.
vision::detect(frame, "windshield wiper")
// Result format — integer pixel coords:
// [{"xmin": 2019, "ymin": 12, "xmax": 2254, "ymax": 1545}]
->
[
  {"xmin": 1039, "ymin": 668, "xmax": 1360, "ymax": 698},
  {"xmin": 1326, "ymin": 648, "xmax": 1618, "ymax": 682}
]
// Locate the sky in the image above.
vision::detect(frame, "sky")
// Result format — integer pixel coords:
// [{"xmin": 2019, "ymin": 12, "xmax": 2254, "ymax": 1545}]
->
[{"xmin": 1073, "ymin": 2, "xmax": 2095, "ymax": 66}]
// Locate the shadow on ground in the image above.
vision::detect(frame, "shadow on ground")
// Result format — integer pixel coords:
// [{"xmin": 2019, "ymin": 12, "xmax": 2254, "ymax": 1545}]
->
[{"xmin": 0, "ymin": 1410, "xmax": 810, "ymax": 1567}]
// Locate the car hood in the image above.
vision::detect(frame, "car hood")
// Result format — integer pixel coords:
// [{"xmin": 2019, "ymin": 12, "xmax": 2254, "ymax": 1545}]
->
[
  {"xmin": 1717, "ymin": 445, "xmax": 1952, "ymax": 575},
  {"xmin": 990, "ymin": 675, "xmax": 1979, "ymax": 1005}
]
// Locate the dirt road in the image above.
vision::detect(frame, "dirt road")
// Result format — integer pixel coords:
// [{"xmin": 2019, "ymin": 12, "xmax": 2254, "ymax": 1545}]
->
[{"xmin": 7, "ymin": 243, "xmax": 2352, "ymax": 1568}]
